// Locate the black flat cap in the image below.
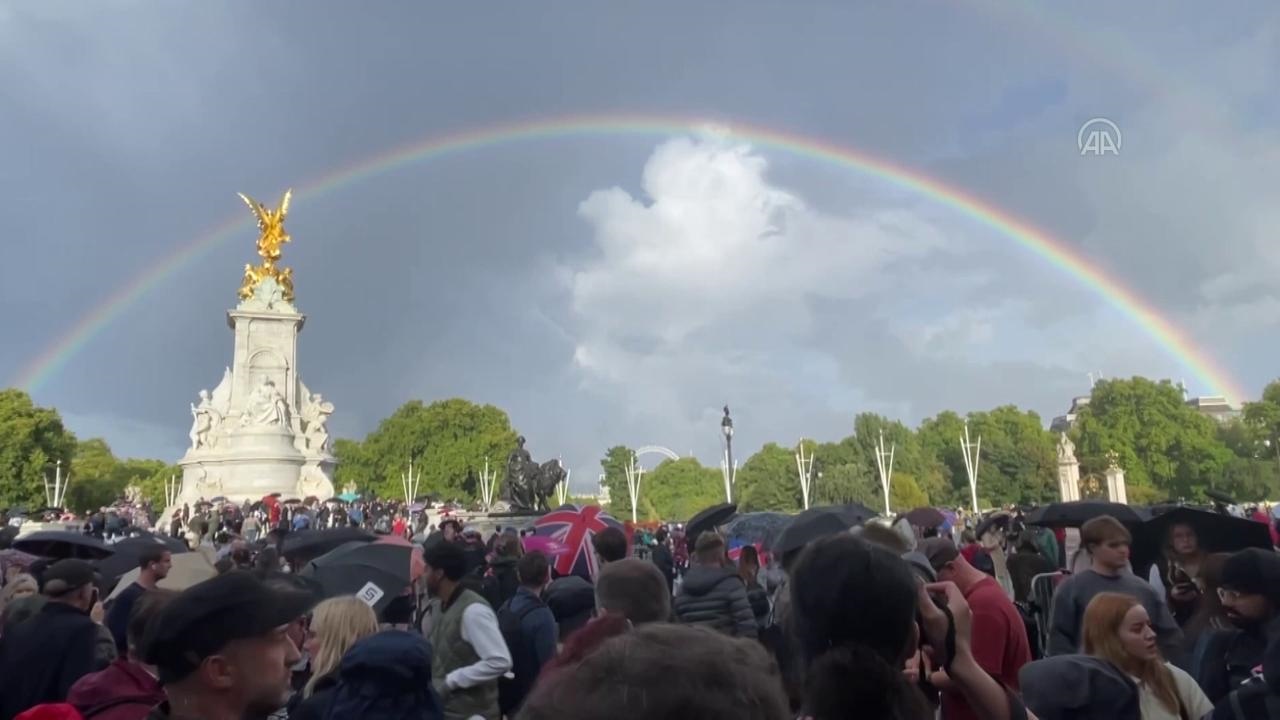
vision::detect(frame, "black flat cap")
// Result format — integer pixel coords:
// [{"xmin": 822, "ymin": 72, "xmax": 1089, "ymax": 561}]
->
[
  {"xmin": 41, "ymin": 559, "xmax": 97, "ymax": 596},
  {"xmin": 142, "ymin": 570, "xmax": 316, "ymax": 683}
]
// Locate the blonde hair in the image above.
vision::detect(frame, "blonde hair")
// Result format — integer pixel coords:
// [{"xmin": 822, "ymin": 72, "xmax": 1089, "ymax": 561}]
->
[
  {"xmin": 1, "ymin": 573, "xmax": 37, "ymax": 605},
  {"xmin": 1082, "ymin": 592, "xmax": 1181, "ymax": 714},
  {"xmin": 303, "ymin": 596, "xmax": 380, "ymax": 697}
]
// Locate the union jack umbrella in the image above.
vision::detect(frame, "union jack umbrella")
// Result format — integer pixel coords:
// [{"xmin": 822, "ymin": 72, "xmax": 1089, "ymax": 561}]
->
[{"xmin": 533, "ymin": 504, "xmax": 626, "ymax": 581}]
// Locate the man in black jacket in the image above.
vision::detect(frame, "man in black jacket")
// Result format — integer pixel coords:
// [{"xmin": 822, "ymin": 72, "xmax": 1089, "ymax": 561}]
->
[
  {"xmin": 1194, "ymin": 548, "xmax": 1280, "ymax": 703},
  {"xmin": 651, "ymin": 527, "xmax": 675, "ymax": 594},
  {"xmin": 672, "ymin": 532, "xmax": 756, "ymax": 638},
  {"xmin": 0, "ymin": 559, "xmax": 111, "ymax": 720}
]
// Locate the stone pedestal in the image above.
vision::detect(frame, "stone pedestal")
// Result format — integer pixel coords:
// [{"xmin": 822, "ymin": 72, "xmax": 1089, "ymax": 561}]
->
[
  {"xmin": 1105, "ymin": 460, "xmax": 1127, "ymax": 505},
  {"xmin": 175, "ymin": 277, "xmax": 336, "ymax": 508}
]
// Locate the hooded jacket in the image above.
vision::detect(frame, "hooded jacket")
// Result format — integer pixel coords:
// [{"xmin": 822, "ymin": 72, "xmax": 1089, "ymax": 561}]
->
[
  {"xmin": 1020, "ymin": 655, "xmax": 1140, "ymax": 720},
  {"xmin": 290, "ymin": 631, "xmax": 442, "ymax": 720},
  {"xmin": 672, "ymin": 565, "xmax": 756, "ymax": 638},
  {"xmin": 66, "ymin": 660, "xmax": 163, "ymax": 720}
]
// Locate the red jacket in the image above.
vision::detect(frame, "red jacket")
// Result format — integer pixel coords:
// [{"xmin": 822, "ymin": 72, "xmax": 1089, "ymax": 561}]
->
[{"xmin": 66, "ymin": 660, "xmax": 164, "ymax": 720}]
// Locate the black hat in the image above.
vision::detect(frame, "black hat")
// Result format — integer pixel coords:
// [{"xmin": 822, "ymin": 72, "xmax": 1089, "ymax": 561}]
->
[
  {"xmin": 142, "ymin": 570, "xmax": 316, "ymax": 684},
  {"xmin": 1221, "ymin": 548, "xmax": 1280, "ymax": 603},
  {"xmin": 917, "ymin": 537, "xmax": 961, "ymax": 572},
  {"xmin": 41, "ymin": 559, "xmax": 97, "ymax": 596}
]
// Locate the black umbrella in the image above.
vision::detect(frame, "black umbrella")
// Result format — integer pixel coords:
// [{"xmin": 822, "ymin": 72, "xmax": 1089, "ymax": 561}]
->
[
  {"xmin": 1025, "ymin": 500, "xmax": 1147, "ymax": 528},
  {"xmin": 903, "ymin": 507, "xmax": 946, "ymax": 528},
  {"xmin": 121, "ymin": 530, "xmax": 188, "ymax": 554},
  {"xmin": 302, "ymin": 541, "xmax": 412, "ymax": 612},
  {"xmin": 13, "ymin": 531, "xmax": 115, "ymax": 560},
  {"xmin": 813, "ymin": 503, "xmax": 878, "ymax": 527},
  {"xmin": 1132, "ymin": 507, "xmax": 1274, "ymax": 572},
  {"xmin": 773, "ymin": 509, "xmax": 853, "ymax": 556},
  {"xmin": 975, "ymin": 512, "xmax": 1013, "ymax": 541},
  {"xmin": 95, "ymin": 535, "xmax": 187, "ymax": 582},
  {"xmin": 724, "ymin": 512, "xmax": 791, "ymax": 550},
  {"xmin": 281, "ymin": 527, "xmax": 375, "ymax": 559},
  {"xmin": 685, "ymin": 502, "xmax": 738, "ymax": 551}
]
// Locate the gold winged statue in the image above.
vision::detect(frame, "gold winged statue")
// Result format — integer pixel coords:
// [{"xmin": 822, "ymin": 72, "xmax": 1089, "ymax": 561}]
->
[{"xmin": 237, "ymin": 189, "xmax": 296, "ymax": 301}]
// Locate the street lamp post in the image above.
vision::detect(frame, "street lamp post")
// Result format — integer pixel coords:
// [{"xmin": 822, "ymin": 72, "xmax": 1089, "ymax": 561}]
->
[{"xmin": 721, "ymin": 405, "xmax": 736, "ymax": 503}]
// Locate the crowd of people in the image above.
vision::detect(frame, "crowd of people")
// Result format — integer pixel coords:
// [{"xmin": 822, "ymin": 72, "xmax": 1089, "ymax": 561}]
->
[{"xmin": 0, "ymin": 497, "xmax": 1277, "ymax": 720}]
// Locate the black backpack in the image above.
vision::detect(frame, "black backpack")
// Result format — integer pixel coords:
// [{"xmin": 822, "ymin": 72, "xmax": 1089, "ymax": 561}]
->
[{"xmin": 497, "ymin": 596, "xmax": 546, "ymax": 715}]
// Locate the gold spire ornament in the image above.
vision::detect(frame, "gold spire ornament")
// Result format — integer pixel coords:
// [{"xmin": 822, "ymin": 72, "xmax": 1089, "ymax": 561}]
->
[{"xmin": 237, "ymin": 189, "xmax": 296, "ymax": 301}]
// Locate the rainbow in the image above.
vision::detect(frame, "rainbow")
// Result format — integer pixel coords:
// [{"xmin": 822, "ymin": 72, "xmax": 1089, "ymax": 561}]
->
[{"xmin": 11, "ymin": 112, "xmax": 1248, "ymax": 402}]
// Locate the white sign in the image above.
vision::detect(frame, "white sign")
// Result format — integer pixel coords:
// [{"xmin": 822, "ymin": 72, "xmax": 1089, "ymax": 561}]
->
[
  {"xmin": 356, "ymin": 581, "xmax": 385, "ymax": 607},
  {"xmin": 1078, "ymin": 118, "xmax": 1121, "ymax": 156}
]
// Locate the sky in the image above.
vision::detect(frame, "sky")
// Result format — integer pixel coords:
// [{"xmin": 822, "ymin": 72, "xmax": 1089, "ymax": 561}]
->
[{"xmin": 2, "ymin": 2, "xmax": 1278, "ymax": 493}]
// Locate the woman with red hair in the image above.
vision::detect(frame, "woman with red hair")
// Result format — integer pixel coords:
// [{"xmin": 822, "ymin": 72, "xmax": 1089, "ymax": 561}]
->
[{"xmin": 1083, "ymin": 592, "xmax": 1212, "ymax": 719}]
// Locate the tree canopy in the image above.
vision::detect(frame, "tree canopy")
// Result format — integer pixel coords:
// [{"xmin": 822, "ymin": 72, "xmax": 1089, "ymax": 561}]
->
[
  {"xmin": 333, "ymin": 398, "xmax": 517, "ymax": 501},
  {"xmin": 4, "ymin": 375, "xmax": 1277, "ymax": 517}
]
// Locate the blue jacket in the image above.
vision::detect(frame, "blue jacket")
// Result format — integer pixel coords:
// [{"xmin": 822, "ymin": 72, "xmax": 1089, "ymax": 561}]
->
[
  {"xmin": 498, "ymin": 587, "xmax": 557, "ymax": 715},
  {"xmin": 291, "ymin": 630, "xmax": 442, "ymax": 720},
  {"xmin": 506, "ymin": 587, "xmax": 557, "ymax": 668}
]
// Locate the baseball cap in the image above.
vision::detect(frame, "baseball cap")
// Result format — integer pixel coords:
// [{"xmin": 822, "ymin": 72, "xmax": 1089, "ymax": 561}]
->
[
  {"xmin": 1221, "ymin": 548, "xmax": 1280, "ymax": 603},
  {"xmin": 142, "ymin": 571, "xmax": 317, "ymax": 683},
  {"xmin": 918, "ymin": 537, "xmax": 961, "ymax": 572},
  {"xmin": 41, "ymin": 559, "xmax": 97, "ymax": 596}
]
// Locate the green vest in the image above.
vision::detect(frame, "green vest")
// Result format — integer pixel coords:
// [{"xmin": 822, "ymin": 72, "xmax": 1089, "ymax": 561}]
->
[{"xmin": 430, "ymin": 587, "xmax": 500, "ymax": 720}]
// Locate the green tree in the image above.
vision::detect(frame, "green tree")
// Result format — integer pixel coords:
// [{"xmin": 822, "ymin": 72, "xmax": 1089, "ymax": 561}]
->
[
  {"xmin": 916, "ymin": 410, "xmax": 969, "ymax": 507},
  {"xmin": 963, "ymin": 406, "xmax": 1057, "ymax": 507},
  {"xmin": 737, "ymin": 442, "xmax": 803, "ymax": 512},
  {"xmin": 133, "ymin": 463, "xmax": 183, "ymax": 509},
  {"xmin": 642, "ymin": 458, "xmax": 724, "ymax": 521},
  {"xmin": 1215, "ymin": 457, "xmax": 1275, "ymax": 503},
  {"xmin": 347, "ymin": 399, "xmax": 518, "ymax": 501},
  {"xmin": 64, "ymin": 438, "xmax": 123, "ymax": 512},
  {"xmin": 813, "ymin": 465, "xmax": 880, "ymax": 510},
  {"xmin": 853, "ymin": 413, "xmax": 946, "ymax": 506},
  {"xmin": 332, "ymin": 438, "xmax": 375, "ymax": 494},
  {"xmin": 1243, "ymin": 380, "xmax": 1280, "ymax": 497},
  {"xmin": 1073, "ymin": 378, "xmax": 1233, "ymax": 502},
  {"xmin": 599, "ymin": 446, "xmax": 636, "ymax": 514},
  {"xmin": 0, "ymin": 389, "xmax": 77, "ymax": 508},
  {"xmin": 889, "ymin": 473, "xmax": 929, "ymax": 511}
]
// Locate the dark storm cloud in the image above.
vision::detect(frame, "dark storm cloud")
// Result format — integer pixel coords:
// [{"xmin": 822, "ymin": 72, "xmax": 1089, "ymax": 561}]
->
[{"xmin": 0, "ymin": 1, "xmax": 1275, "ymax": 485}]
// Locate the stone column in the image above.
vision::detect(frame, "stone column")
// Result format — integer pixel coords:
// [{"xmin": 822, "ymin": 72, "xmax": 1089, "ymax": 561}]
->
[{"xmin": 1104, "ymin": 452, "xmax": 1127, "ymax": 505}]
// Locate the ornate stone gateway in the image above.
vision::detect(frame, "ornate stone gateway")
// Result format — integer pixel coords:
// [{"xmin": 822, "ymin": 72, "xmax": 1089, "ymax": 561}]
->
[{"xmin": 175, "ymin": 191, "xmax": 336, "ymax": 507}]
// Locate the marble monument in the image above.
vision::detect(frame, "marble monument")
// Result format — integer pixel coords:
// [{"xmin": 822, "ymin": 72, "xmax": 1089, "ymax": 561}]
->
[{"xmin": 175, "ymin": 190, "xmax": 336, "ymax": 506}]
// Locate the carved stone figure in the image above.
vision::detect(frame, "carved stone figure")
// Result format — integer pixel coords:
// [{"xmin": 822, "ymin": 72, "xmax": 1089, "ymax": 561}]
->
[
  {"xmin": 297, "ymin": 465, "xmax": 332, "ymax": 500},
  {"xmin": 241, "ymin": 377, "xmax": 289, "ymax": 427},
  {"xmin": 194, "ymin": 468, "xmax": 223, "ymax": 498},
  {"xmin": 189, "ymin": 390, "xmax": 219, "ymax": 449},
  {"xmin": 301, "ymin": 393, "xmax": 335, "ymax": 452},
  {"xmin": 1057, "ymin": 433, "xmax": 1076, "ymax": 464}
]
